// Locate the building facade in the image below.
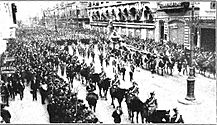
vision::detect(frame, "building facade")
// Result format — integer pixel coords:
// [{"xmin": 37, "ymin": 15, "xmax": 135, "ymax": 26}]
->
[
  {"xmin": 44, "ymin": 1, "xmax": 89, "ymax": 31},
  {"xmin": 0, "ymin": 2, "xmax": 17, "ymax": 54},
  {"xmin": 87, "ymin": 1, "xmax": 157, "ymax": 40},
  {"xmin": 155, "ymin": 1, "xmax": 216, "ymax": 51}
]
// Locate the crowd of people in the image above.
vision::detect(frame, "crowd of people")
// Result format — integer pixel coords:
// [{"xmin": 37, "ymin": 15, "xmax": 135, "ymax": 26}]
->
[
  {"xmin": 0, "ymin": 27, "xmax": 99, "ymax": 123},
  {"xmin": 118, "ymin": 35, "xmax": 215, "ymax": 77},
  {"xmin": 1, "ymin": 25, "xmax": 213, "ymax": 123}
]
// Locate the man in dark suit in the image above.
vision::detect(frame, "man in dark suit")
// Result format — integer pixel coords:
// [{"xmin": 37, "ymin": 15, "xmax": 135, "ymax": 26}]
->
[{"xmin": 31, "ymin": 77, "xmax": 38, "ymax": 101}]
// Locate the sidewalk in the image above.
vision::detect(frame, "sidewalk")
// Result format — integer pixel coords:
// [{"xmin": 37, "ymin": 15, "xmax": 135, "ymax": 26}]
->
[{"xmin": 6, "ymin": 85, "xmax": 49, "ymax": 124}]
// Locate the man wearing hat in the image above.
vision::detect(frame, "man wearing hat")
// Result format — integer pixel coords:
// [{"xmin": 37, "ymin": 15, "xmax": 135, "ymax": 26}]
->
[
  {"xmin": 112, "ymin": 74, "xmax": 120, "ymax": 87},
  {"xmin": 99, "ymin": 68, "xmax": 106, "ymax": 80},
  {"xmin": 145, "ymin": 91, "xmax": 158, "ymax": 116},
  {"xmin": 128, "ymin": 81, "xmax": 139, "ymax": 96},
  {"xmin": 171, "ymin": 107, "xmax": 184, "ymax": 123}
]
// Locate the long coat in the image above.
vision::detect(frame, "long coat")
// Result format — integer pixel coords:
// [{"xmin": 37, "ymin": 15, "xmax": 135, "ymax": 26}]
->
[{"xmin": 112, "ymin": 110, "xmax": 123, "ymax": 123}]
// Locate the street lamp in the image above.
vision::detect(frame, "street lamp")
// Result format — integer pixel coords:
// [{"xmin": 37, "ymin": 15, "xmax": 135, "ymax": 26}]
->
[{"xmin": 178, "ymin": 2, "xmax": 200, "ymax": 105}]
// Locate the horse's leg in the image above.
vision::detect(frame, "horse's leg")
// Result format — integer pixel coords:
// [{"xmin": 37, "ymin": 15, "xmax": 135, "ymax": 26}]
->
[
  {"xmin": 127, "ymin": 107, "xmax": 131, "ymax": 120},
  {"xmin": 111, "ymin": 97, "xmax": 115, "ymax": 108},
  {"xmin": 161, "ymin": 68, "xmax": 164, "ymax": 76},
  {"xmin": 131, "ymin": 112, "xmax": 134, "ymax": 123},
  {"xmin": 136, "ymin": 112, "xmax": 139, "ymax": 123},
  {"xmin": 141, "ymin": 111, "xmax": 144, "ymax": 123},
  {"xmin": 118, "ymin": 98, "xmax": 123, "ymax": 107},
  {"xmin": 98, "ymin": 87, "xmax": 102, "ymax": 98},
  {"xmin": 170, "ymin": 68, "xmax": 173, "ymax": 76},
  {"xmin": 104, "ymin": 89, "xmax": 108, "ymax": 100},
  {"xmin": 156, "ymin": 67, "xmax": 159, "ymax": 75},
  {"xmin": 94, "ymin": 104, "xmax": 96, "ymax": 112}
]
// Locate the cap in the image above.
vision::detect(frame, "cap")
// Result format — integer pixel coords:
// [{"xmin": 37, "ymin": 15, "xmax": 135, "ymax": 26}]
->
[
  {"xmin": 150, "ymin": 91, "xmax": 155, "ymax": 95},
  {"xmin": 173, "ymin": 107, "xmax": 178, "ymax": 112}
]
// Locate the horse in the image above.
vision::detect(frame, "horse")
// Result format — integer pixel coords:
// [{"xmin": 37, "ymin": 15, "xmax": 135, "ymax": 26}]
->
[
  {"xmin": 125, "ymin": 94, "xmax": 148, "ymax": 123},
  {"xmin": 97, "ymin": 78, "xmax": 111, "ymax": 100},
  {"xmin": 109, "ymin": 85, "xmax": 128, "ymax": 108},
  {"xmin": 86, "ymin": 92, "xmax": 99, "ymax": 112},
  {"xmin": 89, "ymin": 73, "xmax": 102, "ymax": 87},
  {"xmin": 80, "ymin": 67, "xmax": 90, "ymax": 85}
]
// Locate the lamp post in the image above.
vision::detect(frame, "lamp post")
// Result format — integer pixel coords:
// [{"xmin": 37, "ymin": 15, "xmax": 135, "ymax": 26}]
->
[{"xmin": 178, "ymin": 2, "xmax": 200, "ymax": 105}]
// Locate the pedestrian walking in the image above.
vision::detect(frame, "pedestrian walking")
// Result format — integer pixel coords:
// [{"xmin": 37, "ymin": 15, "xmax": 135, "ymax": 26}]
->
[
  {"xmin": 182, "ymin": 59, "xmax": 188, "ymax": 75},
  {"xmin": 99, "ymin": 53, "xmax": 103, "ymax": 66},
  {"xmin": 39, "ymin": 83, "xmax": 48, "ymax": 105},
  {"xmin": 129, "ymin": 64, "xmax": 135, "ymax": 81},
  {"xmin": 31, "ymin": 77, "xmax": 38, "ymax": 101},
  {"xmin": 121, "ymin": 66, "xmax": 126, "ymax": 81},
  {"xmin": 91, "ymin": 51, "xmax": 95, "ymax": 63},
  {"xmin": 17, "ymin": 79, "xmax": 25, "ymax": 100},
  {"xmin": 112, "ymin": 106, "xmax": 123, "ymax": 123},
  {"xmin": 60, "ymin": 61, "xmax": 65, "ymax": 76},
  {"xmin": 177, "ymin": 60, "xmax": 182, "ymax": 75},
  {"xmin": 112, "ymin": 58, "xmax": 117, "ymax": 74}
]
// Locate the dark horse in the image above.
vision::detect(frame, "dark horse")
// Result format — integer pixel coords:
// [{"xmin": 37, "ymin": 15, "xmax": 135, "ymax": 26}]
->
[
  {"xmin": 125, "ymin": 94, "xmax": 171, "ymax": 123},
  {"xmin": 125, "ymin": 94, "xmax": 148, "ymax": 123},
  {"xmin": 109, "ymin": 85, "xmax": 128, "ymax": 108},
  {"xmin": 89, "ymin": 73, "xmax": 102, "ymax": 87},
  {"xmin": 86, "ymin": 92, "xmax": 99, "ymax": 112},
  {"xmin": 80, "ymin": 67, "xmax": 90, "ymax": 85},
  {"xmin": 97, "ymin": 78, "xmax": 111, "ymax": 100}
]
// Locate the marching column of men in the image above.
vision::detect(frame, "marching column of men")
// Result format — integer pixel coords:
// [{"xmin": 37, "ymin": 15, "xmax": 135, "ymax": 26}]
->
[{"xmin": 0, "ymin": 27, "xmax": 186, "ymax": 123}]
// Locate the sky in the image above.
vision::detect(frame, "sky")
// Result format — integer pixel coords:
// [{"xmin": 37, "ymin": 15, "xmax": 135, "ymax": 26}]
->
[{"xmin": 14, "ymin": 1, "xmax": 62, "ymax": 21}]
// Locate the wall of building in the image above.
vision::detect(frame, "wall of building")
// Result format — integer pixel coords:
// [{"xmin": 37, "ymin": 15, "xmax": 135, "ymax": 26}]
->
[{"xmin": 0, "ymin": 2, "xmax": 16, "ymax": 54}]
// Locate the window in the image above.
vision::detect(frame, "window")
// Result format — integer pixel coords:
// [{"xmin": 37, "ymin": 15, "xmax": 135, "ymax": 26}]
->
[{"xmin": 210, "ymin": 1, "xmax": 216, "ymax": 9}]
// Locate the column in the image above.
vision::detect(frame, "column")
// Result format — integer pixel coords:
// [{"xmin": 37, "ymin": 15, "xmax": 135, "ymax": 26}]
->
[{"xmin": 197, "ymin": 26, "xmax": 201, "ymax": 48}]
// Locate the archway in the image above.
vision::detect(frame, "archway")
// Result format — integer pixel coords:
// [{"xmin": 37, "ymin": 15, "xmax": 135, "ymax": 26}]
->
[{"xmin": 129, "ymin": 7, "xmax": 137, "ymax": 20}]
